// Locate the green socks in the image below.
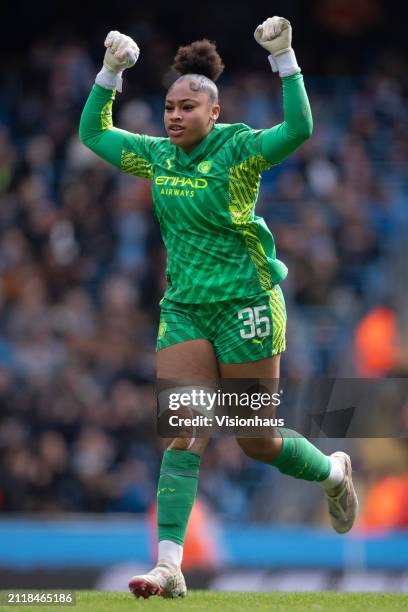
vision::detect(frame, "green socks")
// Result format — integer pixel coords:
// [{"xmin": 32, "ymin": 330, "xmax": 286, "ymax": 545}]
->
[
  {"xmin": 157, "ymin": 449, "xmax": 200, "ymax": 546},
  {"xmin": 156, "ymin": 435, "xmax": 329, "ymax": 547},
  {"xmin": 271, "ymin": 428, "xmax": 331, "ymax": 482}
]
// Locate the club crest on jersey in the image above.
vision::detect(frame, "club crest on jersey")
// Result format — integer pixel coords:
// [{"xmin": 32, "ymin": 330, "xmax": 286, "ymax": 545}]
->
[{"xmin": 197, "ymin": 160, "xmax": 212, "ymax": 174}]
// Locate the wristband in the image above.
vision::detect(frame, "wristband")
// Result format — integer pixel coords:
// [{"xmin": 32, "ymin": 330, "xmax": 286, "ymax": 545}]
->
[
  {"xmin": 95, "ymin": 65, "xmax": 123, "ymax": 92},
  {"xmin": 268, "ymin": 49, "xmax": 300, "ymax": 77}
]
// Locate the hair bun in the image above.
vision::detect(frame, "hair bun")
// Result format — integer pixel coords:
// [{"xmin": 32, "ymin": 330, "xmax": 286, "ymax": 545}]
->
[{"xmin": 172, "ymin": 39, "xmax": 224, "ymax": 82}]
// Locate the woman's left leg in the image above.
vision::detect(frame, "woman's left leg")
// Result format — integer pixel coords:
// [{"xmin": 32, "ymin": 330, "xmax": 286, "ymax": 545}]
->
[
  {"xmin": 220, "ymin": 355, "xmax": 358, "ymax": 533},
  {"xmin": 221, "ymin": 354, "xmax": 283, "ymax": 462}
]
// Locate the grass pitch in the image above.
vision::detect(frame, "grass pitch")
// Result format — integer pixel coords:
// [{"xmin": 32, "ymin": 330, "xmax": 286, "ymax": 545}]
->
[{"xmin": 2, "ymin": 591, "xmax": 408, "ymax": 611}]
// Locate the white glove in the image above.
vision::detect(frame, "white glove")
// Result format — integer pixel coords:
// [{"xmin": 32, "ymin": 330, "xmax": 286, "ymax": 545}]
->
[
  {"xmin": 103, "ymin": 31, "xmax": 140, "ymax": 73},
  {"xmin": 96, "ymin": 31, "xmax": 140, "ymax": 92},
  {"xmin": 254, "ymin": 16, "xmax": 300, "ymax": 77},
  {"xmin": 254, "ymin": 16, "xmax": 292, "ymax": 56}
]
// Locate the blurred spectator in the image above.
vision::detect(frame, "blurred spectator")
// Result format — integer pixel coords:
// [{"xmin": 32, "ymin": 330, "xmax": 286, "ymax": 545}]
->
[{"xmin": 354, "ymin": 306, "xmax": 401, "ymax": 376}]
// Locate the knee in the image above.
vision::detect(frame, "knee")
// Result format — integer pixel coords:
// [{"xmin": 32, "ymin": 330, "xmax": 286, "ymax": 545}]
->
[
  {"xmin": 236, "ymin": 436, "xmax": 281, "ymax": 462},
  {"xmin": 169, "ymin": 438, "xmax": 192, "ymax": 451},
  {"xmin": 168, "ymin": 437, "xmax": 209, "ymax": 455}
]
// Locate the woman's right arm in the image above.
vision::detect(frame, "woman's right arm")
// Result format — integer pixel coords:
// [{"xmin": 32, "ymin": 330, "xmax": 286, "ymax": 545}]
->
[
  {"xmin": 79, "ymin": 84, "xmax": 153, "ymax": 180},
  {"xmin": 79, "ymin": 84, "xmax": 128, "ymax": 168},
  {"xmin": 79, "ymin": 31, "xmax": 154, "ymax": 180}
]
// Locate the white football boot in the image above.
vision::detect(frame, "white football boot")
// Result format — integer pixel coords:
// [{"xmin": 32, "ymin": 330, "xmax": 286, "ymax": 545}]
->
[
  {"xmin": 326, "ymin": 451, "xmax": 359, "ymax": 533},
  {"xmin": 128, "ymin": 560, "xmax": 187, "ymax": 599}
]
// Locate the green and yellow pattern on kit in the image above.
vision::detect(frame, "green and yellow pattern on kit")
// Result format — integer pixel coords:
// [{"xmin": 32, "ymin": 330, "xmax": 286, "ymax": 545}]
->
[
  {"xmin": 80, "ymin": 74, "xmax": 312, "ymax": 361},
  {"xmin": 158, "ymin": 286, "xmax": 285, "ymax": 363}
]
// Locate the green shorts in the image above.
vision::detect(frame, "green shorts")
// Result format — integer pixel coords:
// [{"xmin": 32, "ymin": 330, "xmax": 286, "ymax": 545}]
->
[{"xmin": 156, "ymin": 286, "xmax": 286, "ymax": 364}]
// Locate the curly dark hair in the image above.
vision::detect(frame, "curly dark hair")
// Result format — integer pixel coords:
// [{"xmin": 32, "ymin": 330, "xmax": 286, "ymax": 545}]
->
[{"xmin": 172, "ymin": 39, "xmax": 225, "ymax": 82}]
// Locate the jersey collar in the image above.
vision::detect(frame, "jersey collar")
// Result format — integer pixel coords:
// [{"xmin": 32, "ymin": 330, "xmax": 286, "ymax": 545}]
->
[{"xmin": 174, "ymin": 126, "xmax": 219, "ymax": 166}]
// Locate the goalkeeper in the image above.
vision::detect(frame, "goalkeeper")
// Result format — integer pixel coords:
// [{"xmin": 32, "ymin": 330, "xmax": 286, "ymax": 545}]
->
[{"xmin": 80, "ymin": 17, "xmax": 358, "ymax": 599}]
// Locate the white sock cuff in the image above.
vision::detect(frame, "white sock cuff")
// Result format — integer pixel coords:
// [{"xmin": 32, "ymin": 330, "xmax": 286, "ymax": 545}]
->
[
  {"xmin": 320, "ymin": 455, "xmax": 344, "ymax": 491},
  {"xmin": 158, "ymin": 540, "xmax": 183, "ymax": 567}
]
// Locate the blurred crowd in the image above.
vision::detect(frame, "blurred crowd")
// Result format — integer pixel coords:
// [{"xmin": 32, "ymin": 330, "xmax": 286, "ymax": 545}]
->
[{"xmin": 0, "ymin": 31, "xmax": 407, "ymax": 522}]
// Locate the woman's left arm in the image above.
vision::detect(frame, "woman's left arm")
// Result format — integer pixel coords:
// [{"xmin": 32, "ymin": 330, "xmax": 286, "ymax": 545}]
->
[
  {"xmin": 261, "ymin": 72, "xmax": 313, "ymax": 164},
  {"xmin": 254, "ymin": 16, "xmax": 313, "ymax": 164}
]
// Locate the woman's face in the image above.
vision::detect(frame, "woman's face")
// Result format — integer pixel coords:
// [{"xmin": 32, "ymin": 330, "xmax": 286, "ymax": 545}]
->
[{"xmin": 164, "ymin": 79, "xmax": 220, "ymax": 153}]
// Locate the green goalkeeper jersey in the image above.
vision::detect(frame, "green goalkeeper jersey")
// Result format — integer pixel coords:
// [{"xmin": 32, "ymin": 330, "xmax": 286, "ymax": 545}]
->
[{"xmin": 79, "ymin": 74, "xmax": 312, "ymax": 303}]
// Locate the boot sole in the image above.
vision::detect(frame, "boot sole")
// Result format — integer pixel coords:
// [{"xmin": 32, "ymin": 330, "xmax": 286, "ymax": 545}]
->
[{"xmin": 129, "ymin": 577, "xmax": 163, "ymax": 599}]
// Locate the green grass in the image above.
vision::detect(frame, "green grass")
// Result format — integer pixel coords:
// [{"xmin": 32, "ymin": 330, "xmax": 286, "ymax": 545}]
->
[{"xmin": 1, "ymin": 591, "xmax": 408, "ymax": 611}]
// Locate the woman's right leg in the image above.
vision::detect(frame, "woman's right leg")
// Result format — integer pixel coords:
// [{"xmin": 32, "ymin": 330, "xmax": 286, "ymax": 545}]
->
[
  {"xmin": 129, "ymin": 339, "xmax": 218, "ymax": 598},
  {"xmin": 157, "ymin": 339, "xmax": 217, "ymax": 560}
]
